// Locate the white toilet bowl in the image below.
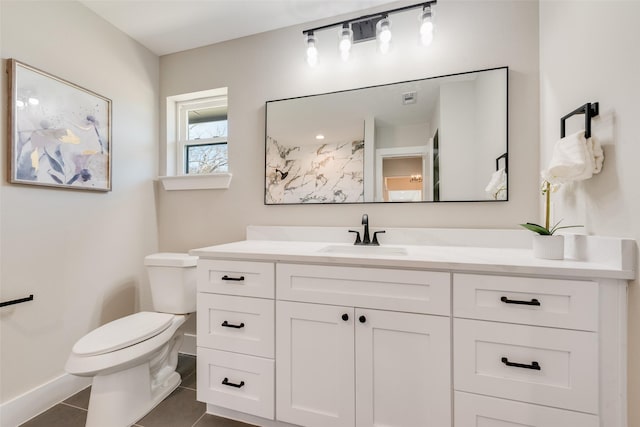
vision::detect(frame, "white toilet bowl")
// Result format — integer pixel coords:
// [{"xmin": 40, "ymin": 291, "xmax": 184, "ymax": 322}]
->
[{"xmin": 65, "ymin": 253, "xmax": 197, "ymax": 427}]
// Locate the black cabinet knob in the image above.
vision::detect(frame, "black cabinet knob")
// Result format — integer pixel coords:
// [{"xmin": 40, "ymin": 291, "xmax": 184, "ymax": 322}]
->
[
  {"xmin": 342, "ymin": 313, "xmax": 349, "ymax": 321},
  {"xmin": 359, "ymin": 315, "xmax": 367, "ymax": 323}
]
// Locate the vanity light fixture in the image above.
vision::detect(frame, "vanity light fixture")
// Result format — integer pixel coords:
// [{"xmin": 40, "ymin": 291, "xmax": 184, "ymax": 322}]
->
[{"xmin": 302, "ymin": 0, "xmax": 436, "ymax": 66}]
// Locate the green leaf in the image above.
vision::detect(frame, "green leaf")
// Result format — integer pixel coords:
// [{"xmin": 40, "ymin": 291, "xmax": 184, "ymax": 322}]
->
[
  {"xmin": 519, "ymin": 223, "xmax": 551, "ymax": 235},
  {"xmin": 548, "ymin": 219, "xmax": 583, "ymax": 235}
]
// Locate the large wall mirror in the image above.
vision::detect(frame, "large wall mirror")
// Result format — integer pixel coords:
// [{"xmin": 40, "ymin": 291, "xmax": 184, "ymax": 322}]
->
[{"xmin": 265, "ymin": 67, "xmax": 508, "ymax": 204}]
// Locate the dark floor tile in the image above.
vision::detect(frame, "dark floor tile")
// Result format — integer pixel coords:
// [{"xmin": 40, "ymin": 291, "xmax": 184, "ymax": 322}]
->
[
  {"xmin": 181, "ymin": 370, "xmax": 197, "ymax": 390},
  {"xmin": 176, "ymin": 354, "xmax": 196, "ymax": 379},
  {"xmin": 20, "ymin": 404, "xmax": 87, "ymax": 427},
  {"xmin": 63, "ymin": 386, "xmax": 91, "ymax": 410},
  {"xmin": 193, "ymin": 413, "xmax": 257, "ymax": 427},
  {"xmin": 135, "ymin": 386, "xmax": 205, "ymax": 427}
]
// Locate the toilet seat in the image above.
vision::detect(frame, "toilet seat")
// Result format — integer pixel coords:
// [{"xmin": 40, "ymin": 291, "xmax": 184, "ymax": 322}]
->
[{"xmin": 72, "ymin": 312, "xmax": 175, "ymax": 357}]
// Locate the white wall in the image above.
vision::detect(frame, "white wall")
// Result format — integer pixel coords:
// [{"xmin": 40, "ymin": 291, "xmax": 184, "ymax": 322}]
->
[
  {"xmin": 539, "ymin": 2, "xmax": 640, "ymax": 424},
  {"xmin": 0, "ymin": 0, "xmax": 159, "ymax": 407},
  {"xmin": 375, "ymin": 122, "xmax": 430, "ymax": 150},
  {"xmin": 439, "ymin": 80, "xmax": 477, "ymax": 199},
  {"xmin": 157, "ymin": 0, "xmax": 540, "ymax": 251}
]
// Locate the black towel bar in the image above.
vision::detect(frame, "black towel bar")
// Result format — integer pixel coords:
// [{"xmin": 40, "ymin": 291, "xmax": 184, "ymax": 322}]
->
[
  {"xmin": 0, "ymin": 294, "xmax": 34, "ymax": 308},
  {"xmin": 560, "ymin": 102, "xmax": 599, "ymax": 139},
  {"xmin": 496, "ymin": 153, "xmax": 508, "ymax": 173}
]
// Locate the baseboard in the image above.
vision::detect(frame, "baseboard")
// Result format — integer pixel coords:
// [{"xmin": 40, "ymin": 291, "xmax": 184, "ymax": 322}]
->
[
  {"xmin": 179, "ymin": 332, "xmax": 196, "ymax": 356},
  {"xmin": 0, "ymin": 373, "xmax": 91, "ymax": 427}
]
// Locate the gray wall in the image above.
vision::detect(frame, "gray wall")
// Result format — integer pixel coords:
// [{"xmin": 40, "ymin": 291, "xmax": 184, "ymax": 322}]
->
[
  {"xmin": 539, "ymin": 2, "xmax": 640, "ymax": 424},
  {"xmin": 0, "ymin": 1, "xmax": 160, "ymax": 403},
  {"xmin": 157, "ymin": 0, "xmax": 540, "ymax": 252}
]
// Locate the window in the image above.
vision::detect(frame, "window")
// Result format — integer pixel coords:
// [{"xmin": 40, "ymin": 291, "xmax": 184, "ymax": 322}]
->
[{"xmin": 177, "ymin": 95, "xmax": 228, "ymax": 175}]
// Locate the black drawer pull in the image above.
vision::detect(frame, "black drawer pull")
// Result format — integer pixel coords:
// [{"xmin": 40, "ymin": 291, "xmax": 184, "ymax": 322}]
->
[
  {"xmin": 221, "ymin": 321, "xmax": 245, "ymax": 329},
  {"xmin": 501, "ymin": 357, "xmax": 541, "ymax": 370},
  {"xmin": 342, "ymin": 313, "xmax": 349, "ymax": 321},
  {"xmin": 359, "ymin": 315, "xmax": 367, "ymax": 323},
  {"xmin": 222, "ymin": 377, "xmax": 245, "ymax": 388},
  {"xmin": 221, "ymin": 275, "xmax": 245, "ymax": 281},
  {"xmin": 501, "ymin": 296, "xmax": 541, "ymax": 306}
]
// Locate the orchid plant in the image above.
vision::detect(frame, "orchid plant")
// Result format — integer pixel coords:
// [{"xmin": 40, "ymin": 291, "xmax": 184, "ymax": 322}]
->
[{"xmin": 520, "ymin": 180, "xmax": 582, "ymax": 235}]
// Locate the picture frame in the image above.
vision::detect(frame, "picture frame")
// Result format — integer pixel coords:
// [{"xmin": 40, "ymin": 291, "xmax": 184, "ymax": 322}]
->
[{"xmin": 7, "ymin": 59, "xmax": 112, "ymax": 191}]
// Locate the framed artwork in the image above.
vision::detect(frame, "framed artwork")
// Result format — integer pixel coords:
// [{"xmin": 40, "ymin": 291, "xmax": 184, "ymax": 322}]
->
[{"xmin": 7, "ymin": 59, "xmax": 112, "ymax": 191}]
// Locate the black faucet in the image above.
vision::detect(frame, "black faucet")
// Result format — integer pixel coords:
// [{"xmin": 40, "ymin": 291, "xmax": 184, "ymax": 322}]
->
[
  {"xmin": 349, "ymin": 214, "xmax": 385, "ymax": 246},
  {"xmin": 361, "ymin": 214, "xmax": 370, "ymax": 244}
]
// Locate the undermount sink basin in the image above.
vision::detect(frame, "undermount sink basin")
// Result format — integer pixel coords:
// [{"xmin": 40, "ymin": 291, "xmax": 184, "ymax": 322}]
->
[{"xmin": 319, "ymin": 245, "xmax": 408, "ymax": 256}]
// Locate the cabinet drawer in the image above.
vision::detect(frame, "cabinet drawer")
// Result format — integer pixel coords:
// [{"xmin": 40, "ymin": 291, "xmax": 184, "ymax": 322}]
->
[
  {"xmin": 197, "ymin": 294, "xmax": 274, "ymax": 358},
  {"xmin": 453, "ymin": 274, "xmax": 598, "ymax": 331},
  {"xmin": 276, "ymin": 263, "xmax": 450, "ymax": 315},
  {"xmin": 197, "ymin": 348, "xmax": 274, "ymax": 420},
  {"xmin": 454, "ymin": 319, "xmax": 598, "ymax": 414},
  {"xmin": 455, "ymin": 391, "xmax": 599, "ymax": 427},
  {"xmin": 198, "ymin": 260, "xmax": 274, "ymax": 298}
]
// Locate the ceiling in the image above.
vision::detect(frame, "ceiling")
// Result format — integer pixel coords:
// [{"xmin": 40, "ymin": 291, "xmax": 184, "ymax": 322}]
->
[{"xmin": 80, "ymin": 0, "xmax": 399, "ymax": 56}]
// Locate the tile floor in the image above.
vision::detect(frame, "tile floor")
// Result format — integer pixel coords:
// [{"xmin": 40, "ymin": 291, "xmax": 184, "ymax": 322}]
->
[{"xmin": 20, "ymin": 355, "xmax": 256, "ymax": 427}]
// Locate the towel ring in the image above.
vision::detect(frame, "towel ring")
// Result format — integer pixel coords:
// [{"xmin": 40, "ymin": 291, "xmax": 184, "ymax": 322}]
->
[{"xmin": 560, "ymin": 102, "xmax": 599, "ymax": 139}]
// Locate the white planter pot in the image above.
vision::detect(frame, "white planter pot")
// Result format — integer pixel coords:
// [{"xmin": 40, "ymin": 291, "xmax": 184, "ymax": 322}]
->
[{"xmin": 532, "ymin": 234, "xmax": 564, "ymax": 260}]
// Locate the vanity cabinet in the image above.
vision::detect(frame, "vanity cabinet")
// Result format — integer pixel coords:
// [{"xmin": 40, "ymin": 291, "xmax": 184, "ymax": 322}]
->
[
  {"xmin": 193, "ymin": 232, "xmax": 631, "ymax": 427},
  {"xmin": 453, "ymin": 273, "xmax": 602, "ymax": 426},
  {"xmin": 196, "ymin": 260, "xmax": 276, "ymax": 419},
  {"xmin": 275, "ymin": 264, "xmax": 451, "ymax": 427},
  {"xmin": 276, "ymin": 301, "xmax": 451, "ymax": 427}
]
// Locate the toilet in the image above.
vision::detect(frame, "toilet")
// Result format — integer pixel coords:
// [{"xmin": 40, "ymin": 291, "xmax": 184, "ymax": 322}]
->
[{"xmin": 65, "ymin": 253, "xmax": 198, "ymax": 427}]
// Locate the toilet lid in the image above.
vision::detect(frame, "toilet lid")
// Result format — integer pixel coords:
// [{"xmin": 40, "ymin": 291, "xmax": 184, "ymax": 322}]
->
[{"xmin": 72, "ymin": 312, "xmax": 175, "ymax": 356}]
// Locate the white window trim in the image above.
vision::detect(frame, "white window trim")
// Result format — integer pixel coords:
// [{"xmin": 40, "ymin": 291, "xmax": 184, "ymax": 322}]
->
[
  {"xmin": 158, "ymin": 173, "xmax": 232, "ymax": 191},
  {"xmin": 161, "ymin": 88, "xmax": 231, "ymax": 191}
]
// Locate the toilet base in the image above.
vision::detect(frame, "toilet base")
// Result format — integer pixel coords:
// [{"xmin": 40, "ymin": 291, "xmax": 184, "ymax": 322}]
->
[{"xmin": 85, "ymin": 360, "xmax": 181, "ymax": 427}]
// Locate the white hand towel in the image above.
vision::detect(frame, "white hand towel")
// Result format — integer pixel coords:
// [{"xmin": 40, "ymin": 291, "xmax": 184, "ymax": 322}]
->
[
  {"xmin": 542, "ymin": 130, "xmax": 604, "ymax": 184},
  {"xmin": 485, "ymin": 168, "xmax": 507, "ymax": 200}
]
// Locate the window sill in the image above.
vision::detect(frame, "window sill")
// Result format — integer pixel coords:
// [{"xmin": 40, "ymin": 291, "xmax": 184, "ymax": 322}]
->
[{"xmin": 158, "ymin": 173, "xmax": 232, "ymax": 191}]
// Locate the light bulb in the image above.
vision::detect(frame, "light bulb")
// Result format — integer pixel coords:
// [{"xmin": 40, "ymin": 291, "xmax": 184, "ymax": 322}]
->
[
  {"xmin": 28, "ymin": 97, "xmax": 39, "ymax": 105},
  {"xmin": 419, "ymin": 6, "xmax": 435, "ymax": 46},
  {"xmin": 16, "ymin": 99, "xmax": 25, "ymax": 108},
  {"xmin": 376, "ymin": 16, "xmax": 392, "ymax": 54},
  {"xmin": 338, "ymin": 24, "xmax": 353, "ymax": 61},
  {"xmin": 377, "ymin": 17, "xmax": 392, "ymax": 44},
  {"xmin": 305, "ymin": 32, "xmax": 318, "ymax": 67}
]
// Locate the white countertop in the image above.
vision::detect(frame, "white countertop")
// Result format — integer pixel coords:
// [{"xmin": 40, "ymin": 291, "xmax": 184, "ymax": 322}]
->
[{"xmin": 190, "ymin": 227, "xmax": 636, "ymax": 280}]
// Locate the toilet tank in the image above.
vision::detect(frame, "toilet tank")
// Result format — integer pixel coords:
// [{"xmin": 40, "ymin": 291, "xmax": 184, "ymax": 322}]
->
[{"xmin": 144, "ymin": 253, "xmax": 198, "ymax": 314}]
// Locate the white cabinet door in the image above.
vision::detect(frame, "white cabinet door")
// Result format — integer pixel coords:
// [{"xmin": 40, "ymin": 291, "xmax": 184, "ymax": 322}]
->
[
  {"xmin": 276, "ymin": 301, "xmax": 355, "ymax": 427},
  {"xmin": 355, "ymin": 309, "xmax": 451, "ymax": 427}
]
